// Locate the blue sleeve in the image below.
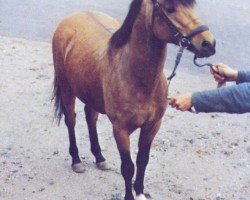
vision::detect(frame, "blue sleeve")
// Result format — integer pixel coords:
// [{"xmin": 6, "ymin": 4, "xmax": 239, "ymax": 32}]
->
[
  {"xmin": 192, "ymin": 83, "xmax": 250, "ymax": 114},
  {"xmin": 236, "ymin": 71, "xmax": 250, "ymax": 84}
]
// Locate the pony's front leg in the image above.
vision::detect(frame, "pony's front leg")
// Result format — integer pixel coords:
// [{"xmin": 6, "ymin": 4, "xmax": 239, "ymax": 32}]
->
[
  {"xmin": 113, "ymin": 125, "xmax": 135, "ymax": 200},
  {"xmin": 134, "ymin": 120, "xmax": 162, "ymax": 199}
]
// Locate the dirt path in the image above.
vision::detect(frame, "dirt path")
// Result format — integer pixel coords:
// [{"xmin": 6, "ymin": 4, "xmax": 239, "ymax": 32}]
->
[{"xmin": 0, "ymin": 36, "xmax": 249, "ymax": 200}]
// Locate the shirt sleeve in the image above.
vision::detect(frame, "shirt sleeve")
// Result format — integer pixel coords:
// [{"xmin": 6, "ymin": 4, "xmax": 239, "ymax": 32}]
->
[
  {"xmin": 236, "ymin": 71, "xmax": 250, "ymax": 84},
  {"xmin": 192, "ymin": 83, "xmax": 250, "ymax": 114}
]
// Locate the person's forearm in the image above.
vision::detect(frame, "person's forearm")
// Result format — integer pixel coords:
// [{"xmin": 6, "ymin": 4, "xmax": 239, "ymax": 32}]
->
[
  {"xmin": 192, "ymin": 83, "xmax": 250, "ymax": 113},
  {"xmin": 236, "ymin": 71, "xmax": 250, "ymax": 84}
]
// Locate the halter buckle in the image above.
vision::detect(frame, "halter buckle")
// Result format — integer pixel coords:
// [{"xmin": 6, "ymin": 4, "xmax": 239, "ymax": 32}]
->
[
  {"xmin": 154, "ymin": 1, "xmax": 160, "ymax": 9},
  {"xmin": 179, "ymin": 37, "xmax": 191, "ymax": 48}
]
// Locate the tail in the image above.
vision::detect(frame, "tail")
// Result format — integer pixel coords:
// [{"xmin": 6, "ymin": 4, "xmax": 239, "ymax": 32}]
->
[{"xmin": 52, "ymin": 75, "xmax": 63, "ymax": 125}]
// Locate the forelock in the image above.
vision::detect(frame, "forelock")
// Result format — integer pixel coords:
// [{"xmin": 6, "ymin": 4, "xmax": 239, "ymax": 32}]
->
[{"xmin": 165, "ymin": 0, "xmax": 196, "ymax": 7}]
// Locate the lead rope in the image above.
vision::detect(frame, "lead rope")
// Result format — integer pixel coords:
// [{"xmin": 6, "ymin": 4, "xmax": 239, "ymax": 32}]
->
[
  {"xmin": 193, "ymin": 55, "xmax": 212, "ymax": 68},
  {"xmin": 167, "ymin": 47, "xmax": 197, "ymax": 113},
  {"xmin": 193, "ymin": 56, "xmax": 226, "ymax": 88},
  {"xmin": 167, "ymin": 52, "xmax": 225, "ymax": 113},
  {"xmin": 167, "ymin": 47, "xmax": 184, "ymax": 87}
]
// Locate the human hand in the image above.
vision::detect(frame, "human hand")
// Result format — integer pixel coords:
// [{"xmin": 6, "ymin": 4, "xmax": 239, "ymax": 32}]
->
[
  {"xmin": 169, "ymin": 93, "xmax": 193, "ymax": 111},
  {"xmin": 211, "ymin": 63, "xmax": 238, "ymax": 83}
]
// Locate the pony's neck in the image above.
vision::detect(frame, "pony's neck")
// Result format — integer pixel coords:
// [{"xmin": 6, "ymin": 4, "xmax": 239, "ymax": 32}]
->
[{"xmin": 125, "ymin": 12, "xmax": 167, "ymax": 93}]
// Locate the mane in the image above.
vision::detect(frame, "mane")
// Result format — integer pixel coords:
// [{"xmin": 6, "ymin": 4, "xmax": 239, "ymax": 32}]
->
[
  {"xmin": 109, "ymin": 0, "xmax": 196, "ymax": 49},
  {"xmin": 110, "ymin": 0, "xmax": 143, "ymax": 49}
]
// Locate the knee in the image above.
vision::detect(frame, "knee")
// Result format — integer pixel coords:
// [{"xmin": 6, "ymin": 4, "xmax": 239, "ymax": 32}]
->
[
  {"xmin": 64, "ymin": 114, "xmax": 76, "ymax": 128},
  {"xmin": 84, "ymin": 106, "xmax": 98, "ymax": 123}
]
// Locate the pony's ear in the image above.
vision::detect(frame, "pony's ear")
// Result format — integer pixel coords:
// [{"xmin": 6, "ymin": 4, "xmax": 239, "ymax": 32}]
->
[{"xmin": 145, "ymin": 1, "xmax": 154, "ymax": 30}]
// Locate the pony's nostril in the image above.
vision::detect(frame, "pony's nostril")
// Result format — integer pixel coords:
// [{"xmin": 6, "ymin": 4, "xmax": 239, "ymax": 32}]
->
[
  {"xmin": 201, "ymin": 40, "xmax": 216, "ymax": 53},
  {"xmin": 199, "ymin": 40, "xmax": 216, "ymax": 57},
  {"xmin": 202, "ymin": 40, "xmax": 212, "ymax": 48}
]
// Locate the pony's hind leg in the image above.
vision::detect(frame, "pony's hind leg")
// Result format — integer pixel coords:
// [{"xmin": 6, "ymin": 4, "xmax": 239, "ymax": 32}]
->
[
  {"xmin": 61, "ymin": 91, "xmax": 85, "ymax": 173},
  {"xmin": 52, "ymin": 40, "xmax": 84, "ymax": 173},
  {"xmin": 84, "ymin": 105, "xmax": 109, "ymax": 170}
]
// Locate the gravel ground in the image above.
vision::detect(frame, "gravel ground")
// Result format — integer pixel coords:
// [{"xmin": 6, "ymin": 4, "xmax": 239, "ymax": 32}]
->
[
  {"xmin": 0, "ymin": 1, "xmax": 250, "ymax": 200},
  {"xmin": 0, "ymin": 36, "xmax": 249, "ymax": 200}
]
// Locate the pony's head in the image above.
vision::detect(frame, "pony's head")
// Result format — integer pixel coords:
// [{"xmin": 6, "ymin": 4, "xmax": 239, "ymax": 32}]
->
[
  {"xmin": 110, "ymin": 0, "xmax": 215, "ymax": 58},
  {"xmin": 149, "ymin": 0, "xmax": 215, "ymax": 57}
]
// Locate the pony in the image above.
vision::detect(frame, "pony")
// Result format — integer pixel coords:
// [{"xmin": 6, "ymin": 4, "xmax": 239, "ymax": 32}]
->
[{"xmin": 52, "ymin": 0, "xmax": 215, "ymax": 199}]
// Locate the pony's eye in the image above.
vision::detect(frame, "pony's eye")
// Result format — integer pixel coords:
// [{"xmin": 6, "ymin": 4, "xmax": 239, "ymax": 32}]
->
[{"xmin": 166, "ymin": 8, "xmax": 176, "ymax": 14}]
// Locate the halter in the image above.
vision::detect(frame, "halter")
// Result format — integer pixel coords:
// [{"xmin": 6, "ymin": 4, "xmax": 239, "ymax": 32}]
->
[{"xmin": 151, "ymin": 0, "xmax": 211, "ymax": 82}]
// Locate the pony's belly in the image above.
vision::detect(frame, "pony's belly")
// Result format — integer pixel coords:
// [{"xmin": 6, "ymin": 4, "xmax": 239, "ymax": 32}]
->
[{"xmin": 77, "ymin": 92, "xmax": 106, "ymax": 114}]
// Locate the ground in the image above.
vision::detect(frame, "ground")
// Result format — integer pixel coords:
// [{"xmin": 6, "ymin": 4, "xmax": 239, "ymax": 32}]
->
[
  {"xmin": 0, "ymin": 36, "xmax": 249, "ymax": 200},
  {"xmin": 0, "ymin": 0, "xmax": 250, "ymax": 199}
]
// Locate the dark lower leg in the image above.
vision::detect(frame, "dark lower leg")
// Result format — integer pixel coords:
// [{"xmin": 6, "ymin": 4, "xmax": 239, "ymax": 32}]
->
[
  {"xmin": 134, "ymin": 121, "xmax": 161, "ymax": 196},
  {"xmin": 84, "ymin": 106, "xmax": 105, "ymax": 163},
  {"xmin": 134, "ymin": 145, "xmax": 151, "ymax": 195},
  {"xmin": 64, "ymin": 109, "xmax": 81, "ymax": 165},
  {"xmin": 68, "ymin": 129, "xmax": 81, "ymax": 165},
  {"xmin": 120, "ymin": 151, "xmax": 135, "ymax": 200},
  {"xmin": 113, "ymin": 126, "xmax": 135, "ymax": 200}
]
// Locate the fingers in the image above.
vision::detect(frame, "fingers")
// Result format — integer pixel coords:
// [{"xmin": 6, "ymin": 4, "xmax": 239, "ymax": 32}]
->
[
  {"xmin": 210, "ymin": 65, "xmax": 219, "ymax": 74},
  {"xmin": 168, "ymin": 93, "xmax": 192, "ymax": 112},
  {"xmin": 212, "ymin": 63, "xmax": 227, "ymax": 76},
  {"xmin": 213, "ymin": 62, "xmax": 227, "ymax": 70},
  {"xmin": 213, "ymin": 72, "xmax": 225, "ymax": 83},
  {"xmin": 211, "ymin": 65, "xmax": 223, "ymax": 76},
  {"xmin": 169, "ymin": 99, "xmax": 181, "ymax": 111},
  {"xmin": 172, "ymin": 103, "xmax": 188, "ymax": 112},
  {"xmin": 210, "ymin": 65, "xmax": 226, "ymax": 83},
  {"xmin": 169, "ymin": 97, "xmax": 178, "ymax": 108},
  {"xmin": 211, "ymin": 63, "xmax": 238, "ymax": 82},
  {"xmin": 169, "ymin": 98, "xmax": 179, "ymax": 110},
  {"xmin": 168, "ymin": 97, "xmax": 175, "ymax": 105}
]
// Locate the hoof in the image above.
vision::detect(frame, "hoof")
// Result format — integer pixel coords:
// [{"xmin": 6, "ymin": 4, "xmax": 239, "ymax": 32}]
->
[
  {"xmin": 135, "ymin": 194, "xmax": 147, "ymax": 200},
  {"xmin": 72, "ymin": 163, "xmax": 85, "ymax": 173},
  {"xmin": 96, "ymin": 161, "xmax": 110, "ymax": 171}
]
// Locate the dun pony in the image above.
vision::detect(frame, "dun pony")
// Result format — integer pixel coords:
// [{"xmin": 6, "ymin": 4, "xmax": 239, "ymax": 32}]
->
[{"xmin": 52, "ymin": 0, "xmax": 215, "ymax": 199}]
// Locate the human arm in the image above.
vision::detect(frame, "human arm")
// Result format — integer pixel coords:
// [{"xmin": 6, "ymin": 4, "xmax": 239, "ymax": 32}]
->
[
  {"xmin": 211, "ymin": 63, "xmax": 250, "ymax": 84},
  {"xmin": 192, "ymin": 83, "xmax": 250, "ymax": 113},
  {"xmin": 169, "ymin": 63, "xmax": 250, "ymax": 113},
  {"xmin": 169, "ymin": 83, "xmax": 250, "ymax": 113},
  {"xmin": 236, "ymin": 71, "xmax": 250, "ymax": 84}
]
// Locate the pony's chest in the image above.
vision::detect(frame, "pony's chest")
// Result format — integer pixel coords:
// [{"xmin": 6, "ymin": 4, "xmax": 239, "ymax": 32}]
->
[
  {"xmin": 105, "ymin": 77, "xmax": 168, "ymax": 129},
  {"xmin": 113, "ymin": 99, "xmax": 167, "ymax": 131}
]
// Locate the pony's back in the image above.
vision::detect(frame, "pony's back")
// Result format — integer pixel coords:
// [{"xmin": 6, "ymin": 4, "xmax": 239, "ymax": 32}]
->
[{"xmin": 52, "ymin": 12, "xmax": 120, "ymax": 59}]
